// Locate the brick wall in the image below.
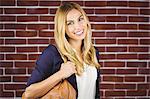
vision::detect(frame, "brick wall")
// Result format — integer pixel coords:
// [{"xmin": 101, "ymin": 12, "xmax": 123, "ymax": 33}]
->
[{"xmin": 0, "ymin": 0, "xmax": 149, "ymax": 98}]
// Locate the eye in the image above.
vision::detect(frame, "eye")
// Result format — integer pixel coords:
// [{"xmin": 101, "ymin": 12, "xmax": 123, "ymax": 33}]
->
[
  {"xmin": 79, "ymin": 17, "xmax": 84, "ymax": 22},
  {"xmin": 67, "ymin": 21, "xmax": 74, "ymax": 25}
]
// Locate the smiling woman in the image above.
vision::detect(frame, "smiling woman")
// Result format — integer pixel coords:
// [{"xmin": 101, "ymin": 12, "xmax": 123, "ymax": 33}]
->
[{"xmin": 22, "ymin": 2, "xmax": 100, "ymax": 99}]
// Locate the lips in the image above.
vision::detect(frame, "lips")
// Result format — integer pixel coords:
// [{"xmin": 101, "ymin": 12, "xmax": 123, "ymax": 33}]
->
[{"xmin": 74, "ymin": 30, "xmax": 83, "ymax": 36}]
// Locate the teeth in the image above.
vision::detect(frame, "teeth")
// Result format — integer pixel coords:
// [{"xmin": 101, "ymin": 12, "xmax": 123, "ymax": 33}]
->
[{"xmin": 75, "ymin": 31, "xmax": 83, "ymax": 35}]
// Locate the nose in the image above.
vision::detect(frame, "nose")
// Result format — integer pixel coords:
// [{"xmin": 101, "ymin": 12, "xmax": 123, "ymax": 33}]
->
[{"xmin": 74, "ymin": 22, "xmax": 81, "ymax": 31}]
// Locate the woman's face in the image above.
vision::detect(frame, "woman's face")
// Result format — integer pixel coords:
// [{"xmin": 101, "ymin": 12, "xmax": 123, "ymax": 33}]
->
[{"xmin": 66, "ymin": 9, "xmax": 87, "ymax": 42}]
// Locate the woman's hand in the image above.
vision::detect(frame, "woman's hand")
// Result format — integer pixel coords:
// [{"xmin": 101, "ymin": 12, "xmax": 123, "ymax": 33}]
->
[{"xmin": 59, "ymin": 61, "xmax": 77, "ymax": 79}]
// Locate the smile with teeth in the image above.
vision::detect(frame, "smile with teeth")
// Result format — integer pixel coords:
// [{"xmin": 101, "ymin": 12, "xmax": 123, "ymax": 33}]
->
[{"xmin": 74, "ymin": 30, "xmax": 83, "ymax": 36}]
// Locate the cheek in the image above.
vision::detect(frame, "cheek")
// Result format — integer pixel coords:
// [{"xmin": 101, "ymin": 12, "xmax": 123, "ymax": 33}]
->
[{"xmin": 67, "ymin": 26, "xmax": 74, "ymax": 34}]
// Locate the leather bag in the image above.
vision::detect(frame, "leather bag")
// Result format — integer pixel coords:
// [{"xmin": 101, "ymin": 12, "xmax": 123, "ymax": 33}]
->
[{"xmin": 40, "ymin": 80, "xmax": 76, "ymax": 99}]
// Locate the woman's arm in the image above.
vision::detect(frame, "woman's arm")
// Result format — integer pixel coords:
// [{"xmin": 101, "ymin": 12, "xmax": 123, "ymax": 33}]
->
[
  {"xmin": 23, "ymin": 70, "xmax": 63, "ymax": 98},
  {"xmin": 23, "ymin": 61, "xmax": 76, "ymax": 99}
]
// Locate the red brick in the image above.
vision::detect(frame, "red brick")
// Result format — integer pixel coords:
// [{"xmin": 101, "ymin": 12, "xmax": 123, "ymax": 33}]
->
[
  {"xmin": 95, "ymin": 39, "xmax": 116, "ymax": 44},
  {"xmin": 27, "ymin": 24, "xmax": 48, "ymax": 30},
  {"xmin": 92, "ymin": 24, "xmax": 115, "ymax": 30},
  {"xmin": 139, "ymin": 54, "xmax": 150, "ymax": 60},
  {"xmin": 39, "ymin": 31, "xmax": 54, "ymax": 37},
  {"xmin": 100, "ymin": 69, "xmax": 115, "ymax": 74},
  {"xmin": 40, "ymin": 16, "xmax": 54, "ymax": 22},
  {"xmin": 4, "ymin": 8, "xmax": 26, "ymax": 14},
  {"xmin": 128, "ymin": 31, "xmax": 149, "ymax": 37},
  {"xmin": 50, "ymin": 8, "xmax": 57, "ymax": 14},
  {"xmin": 27, "ymin": 8, "xmax": 48, "ymax": 14},
  {"xmin": 0, "ymin": 91, "xmax": 14, "ymax": 97},
  {"xmin": 139, "ymin": 69, "xmax": 150, "ymax": 74},
  {"xmin": 0, "ymin": 0, "xmax": 15, "ymax": 6},
  {"xmin": 85, "ymin": 1, "xmax": 106, "ymax": 7},
  {"xmin": 62, "ymin": 1, "xmax": 83, "ymax": 6},
  {"xmin": 0, "ymin": 8, "xmax": 3, "ymax": 14},
  {"xmin": 116, "ymin": 69, "xmax": 137, "ymax": 74},
  {"xmin": 0, "ymin": 46, "xmax": 15, "ymax": 52},
  {"xmin": 0, "ymin": 62, "xmax": 13, "ymax": 67},
  {"xmin": 4, "ymin": 84, "xmax": 26, "ymax": 90},
  {"xmin": 139, "ymin": 24, "xmax": 150, "ymax": 30},
  {"xmin": 95, "ymin": 8, "xmax": 116, "ymax": 14},
  {"xmin": 100, "ymin": 83, "xmax": 114, "ymax": 89},
  {"xmin": 129, "ymin": 1, "xmax": 149, "ymax": 7},
  {"xmin": 103, "ymin": 76, "xmax": 123, "ymax": 82},
  {"xmin": 118, "ymin": 39, "xmax": 138, "ymax": 45},
  {"xmin": 28, "ymin": 54, "xmax": 39, "ymax": 60},
  {"xmin": 39, "ymin": 46, "xmax": 47, "ymax": 52},
  {"xmin": 0, "ymin": 54, "xmax": 4, "ymax": 60},
  {"xmin": 5, "ymin": 68, "xmax": 26, "ymax": 75},
  {"xmin": 16, "ymin": 90, "xmax": 24, "ymax": 97},
  {"xmin": 0, "ymin": 69, "xmax": 3, "ymax": 75},
  {"xmin": 84, "ymin": 8, "xmax": 94, "ymax": 14},
  {"xmin": 13, "ymin": 76, "xmax": 29, "ymax": 82},
  {"xmin": 137, "ymin": 84, "xmax": 150, "ymax": 89},
  {"xmin": 0, "ymin": 39, "xmax": 4, "ymax": 44},
  {"xmin": 28, "ymin": 68, "xmax": 34, "ymax": 74},
  {"xmin": 5, "ymin": 39, "xmax": 26, "ymax": 44},
  {"xmin": 118, "ymin": 9, "xmax": 138, "ymax": 14},
  {"xmin": 129, "ymin": 16, "xmax": 149, "ymax": 22},
  {"xmin": 140, "ymin": 9, "xmax": 150, "ymax": 15},
  {"xmin": 147, "ymin": 76, "xmax": 150, "ymax": 82},
  {"xmin": 100, "ymin": 54, "xmax": 115, "ymax": 60},
  {"xmin": 127, "ymin": 62, "xmax": 147, "ymax": 67},
  {"xmin": 107, "ymin": 1, "xmax": 127, "ymax": 7},
  {"xmin": 140, "ymin": 39, "xmax": 150, "ymax": 45},
  {"xmin": 96, "ymin": 47, "xmax": 105, "ymax": 52},
  {"xmin": 105, "ymin": 90, "xmax": 125, "ymax": 96},
  {"xmin": 17, "ymin": 0, "xmax": 38, "ymax": 6},
  {"xmin": 5, "ymin": 24, "xmax": 26, "ymax": 30},
  {"xmin": 125, "ymin": 76, "xmax": 145, "ymax": 82},
  {"xmin": 0, "ymin": 16, "xmax": 16, "ymax": 22},
  {"xmin": 17, "ymin": 16, "xmax": 38, "ymax": 22},
  {"xmin": 104, "ymin": 61, "xmax": 125, "ymax": 67},
  {"xmin": 117, "ymin": 54, "xmax": 137, "ymax": 59},
  {"xmin": 92, "ymin": 32, "xmax": 105, "ymax": 37},
  {"xmin": 129, "ymin": 47, "xmax": 149, "ymax": 52},
  {"xmin": 106, "ymin": 16, "xmax": 127, "ymax": 22},
  {"xmin": 106, "ymin": 32, "xmax": 127, "ymax": 37},
  {"xmin": 0, "ymin": 76, "xmax": 11, "ymax": 82},
  {"xmin": 15, "ymin": 62, "xmax": 35, "ymax": 68},
  {"xmin": 6, "ymin": 54, "xmax": 27, "ymax": 60},
  {"xmin": 89, "ymin": 16, "xmax": 105, "ymax": 22},
  {"xmin": 117, "ymin": 24, "xmax": 137, "ymax": 30},
  {"xmin": 49, "ymin": 24, "xmax": 54, "ymax": 29},
  {"xmin": 16, "ymin": 31, "xmax": 37, "ymax": 37},
  {"xmin": 16, "ymin": 47, "xmax": 38, "ymax": 52},
  {"xmin": 127, "ymin": 90, "xmax": 147, "ymax": 96},
  {"xmin": 106, "ymin": 46, "xmax": 127, "ymax": 52},
  {"xmin": 115, "ymin": 84, "xmax": 136, "ymax": 89},
  {"xmin": 28, "ymin": 39, "xmax": 49, "ymax": 44},
  {"xmin": 0, "ymin": 24, "xmax": 3, "ymax": 29},
  {"xmin": 39, "ymin": 1, "xmax": 61, "ymax": 6},
  {"xmin": 0, "ymin": 31, "xmax": 14, "ymax": 37}
]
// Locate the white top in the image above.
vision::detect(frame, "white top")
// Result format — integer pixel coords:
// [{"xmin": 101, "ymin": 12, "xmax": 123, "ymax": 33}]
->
[{"xmin": 76, "ymin": 63, "xmax": 97, "ymax": 99}]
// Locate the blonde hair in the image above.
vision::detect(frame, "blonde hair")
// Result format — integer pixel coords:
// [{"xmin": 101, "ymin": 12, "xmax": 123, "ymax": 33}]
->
[{"xmin": 54, "ymin": 2, "xmax": 100, "ymax": 75}]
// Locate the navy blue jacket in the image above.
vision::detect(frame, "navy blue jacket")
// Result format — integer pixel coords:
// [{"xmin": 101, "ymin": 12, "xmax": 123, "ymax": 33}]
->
[{"xmin": 27, "ymin": 44, "xmax": 100, "ymax": 99}]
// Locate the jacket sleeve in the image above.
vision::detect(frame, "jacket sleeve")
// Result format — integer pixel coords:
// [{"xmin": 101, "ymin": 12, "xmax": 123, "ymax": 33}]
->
[
  {"xmin": 27, "ymin": 45, "xmax": 55, "ymax": 87},
  {"xmin": 95, "ymin": 47, "xmax": 100, "ymax": 99}
]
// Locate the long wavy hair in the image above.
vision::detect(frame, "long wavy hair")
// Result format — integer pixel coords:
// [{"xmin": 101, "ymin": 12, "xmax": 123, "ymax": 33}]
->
[{"xmin": 54, "ymin": 2, "xmax": 100, "ymax": 75}]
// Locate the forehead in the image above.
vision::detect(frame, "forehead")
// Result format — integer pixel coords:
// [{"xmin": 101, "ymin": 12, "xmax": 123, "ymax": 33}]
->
[{"xmin": 67, "ymin": 9, "xmax": 82, "ymax": 20}]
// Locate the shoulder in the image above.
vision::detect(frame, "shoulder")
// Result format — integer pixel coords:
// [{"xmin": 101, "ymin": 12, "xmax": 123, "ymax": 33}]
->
[{"xmin": 43, "ymin": 44, "xmax": 58, "ymax": 54}]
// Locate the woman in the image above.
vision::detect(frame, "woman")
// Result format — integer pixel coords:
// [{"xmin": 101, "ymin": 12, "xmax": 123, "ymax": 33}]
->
[{"xmin": 23, "ymin": 2, "xmax": 100, "ymax": 99}]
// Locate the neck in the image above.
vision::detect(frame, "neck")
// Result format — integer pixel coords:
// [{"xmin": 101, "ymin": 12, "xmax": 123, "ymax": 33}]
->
[{"xmin": 69, "ymin": 39, "xmax": 82, "ymax": 54}]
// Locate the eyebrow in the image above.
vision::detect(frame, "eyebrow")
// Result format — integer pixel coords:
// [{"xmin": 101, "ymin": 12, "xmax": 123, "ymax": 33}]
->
[{"xmin": 66, "ymin": 15, "xmax": 83, "ymax": 22}]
